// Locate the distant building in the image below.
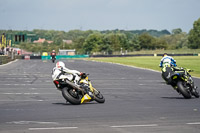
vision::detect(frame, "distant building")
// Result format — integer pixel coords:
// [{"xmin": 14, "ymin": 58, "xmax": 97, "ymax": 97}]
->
[
  {"xmin": 63, "ymin": 40, "xmax": 73, "ymax": 44},
  {"xmin": 47, "ymin": 40, "xmax": 53, "ymax": 44},
  {"xmin": 33, "ymin": 38, "xmax": 45, "ymax": 43},
  {"xmin": 14, "ymin": 33, "xmax": 36, "ymax": 44},
  {"xmin": 59, "ymin": 49, "xmax": 75, "ymax": 55},
  {"xmin": 33, "ymin": 38, "xmax": 53, "ymax": 44}
]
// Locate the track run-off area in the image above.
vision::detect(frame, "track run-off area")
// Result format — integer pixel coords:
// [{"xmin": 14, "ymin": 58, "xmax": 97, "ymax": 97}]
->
[{"xmin": 0, "ymin": 59, "xmax": 200, "ymax": 133}]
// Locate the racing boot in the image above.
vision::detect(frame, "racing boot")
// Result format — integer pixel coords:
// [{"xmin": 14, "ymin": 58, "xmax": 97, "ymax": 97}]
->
[{"xmin": 172, "ymin": 85, "xmax": 180, "ymax": 93}]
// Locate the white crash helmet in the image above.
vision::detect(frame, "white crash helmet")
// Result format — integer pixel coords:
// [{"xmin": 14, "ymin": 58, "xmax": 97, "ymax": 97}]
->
[{"xmin": 56, "ymin": 61, "xmax": 65, "ymax": 68}]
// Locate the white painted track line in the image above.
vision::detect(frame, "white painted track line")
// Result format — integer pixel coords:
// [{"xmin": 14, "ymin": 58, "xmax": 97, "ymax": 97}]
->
[
  {"xmin": 187, "ymin": 122, "xmax": 200, "ymax": 125},
  {"xmin": 110, "ymin": 124, "xmax": 158, "ymax": 128},
  {"xmin": 7, "ymin": 121, "xmax": 59, "ymax": 125},
  {"xmin": 29, "ymin": 127, "xmax": 78, "ymax": 130}
]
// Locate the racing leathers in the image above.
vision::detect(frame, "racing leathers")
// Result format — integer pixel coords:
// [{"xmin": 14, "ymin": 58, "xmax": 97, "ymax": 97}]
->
[
  {"xmin": 159, "ymin": 55, "xmax": 176, "ymax": 84},
  {"xmin": 159, "ymin": 55, "xmax": 185, "ymax": 86},
  {"xmin": 52, "ymin": 66, "xmax": 81, "ymax": 85},
  {"xmin": 50, "ymin": 51, "xmax": 56, "ymax": 59},
  {"xmin": 159, "ymin": 55, "xmax": 177, "ymax": 68}
]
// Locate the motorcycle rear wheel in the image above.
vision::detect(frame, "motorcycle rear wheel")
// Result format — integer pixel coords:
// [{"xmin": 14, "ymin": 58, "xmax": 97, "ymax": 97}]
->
[
  {"xmin": 62, "ymin": 87, "xmax": 81, "ymax": 105},
  {"xmin": 177, "ymin": 81, "xmax": 191, "ymax": 99}
]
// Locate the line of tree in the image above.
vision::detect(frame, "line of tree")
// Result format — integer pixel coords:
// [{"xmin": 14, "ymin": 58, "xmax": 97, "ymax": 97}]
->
[{"xmin": 1, "ymin": 18, "xmax": 200, "ymax": 54}]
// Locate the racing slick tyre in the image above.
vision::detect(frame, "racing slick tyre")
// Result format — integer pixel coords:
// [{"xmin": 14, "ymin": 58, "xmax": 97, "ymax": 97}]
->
[
  {"xmin": 52, "ymin": 58, "xmax": 55, "ymax": 63},
  {"xmin": 191, "ymin": 87, "xmax": 199, "ymax": 98},
  {"xmin": 177, "ymin": 81, "xmax": 191, "ymax": 99},
  {"xmin": 193, "ymin": 91, "xmax": 200, "ymax": 98},
  {"xmin": 62, "ymin": 87, "xmax": 81, "ymax": 105},
  {"xmin": 94, "ymin": 91, "xmax": 105, "ymax": 103}
]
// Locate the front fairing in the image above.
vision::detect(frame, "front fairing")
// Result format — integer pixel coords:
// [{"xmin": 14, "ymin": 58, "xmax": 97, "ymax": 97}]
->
[
  {"xmin": 80, "ymin": 79, "xmax": 89, "ymax": 85},
  {"xmin": 79, "ymin": 78, "xmax": 94, "ymax": 92}
]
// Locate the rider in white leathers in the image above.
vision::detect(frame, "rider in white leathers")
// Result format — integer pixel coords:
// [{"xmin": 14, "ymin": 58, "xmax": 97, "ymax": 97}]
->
[{"xmin": 52, "ymin": 61, "xmax": 81, "ymax": 84}]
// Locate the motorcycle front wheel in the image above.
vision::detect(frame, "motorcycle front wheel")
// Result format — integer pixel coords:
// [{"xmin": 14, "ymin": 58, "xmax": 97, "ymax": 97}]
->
[
  {"xmin": 191, "ymin": 88, "xmax": 199, "ymax": 98},
  {"xmin": 62, "ymin": 87, "xmax": 81, "ymax": 105},
  {"xmin": 94, "ymin": 91, "xmax": 105, "ymax": 103},
  {"xmin": 177, "ymin": 81, "xmax": 191, "ymax": 99}
]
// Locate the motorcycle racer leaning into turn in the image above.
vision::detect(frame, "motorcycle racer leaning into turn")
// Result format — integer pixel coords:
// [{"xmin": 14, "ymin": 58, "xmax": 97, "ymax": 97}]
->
[
  {"xmin": 159, "ymin": 53, "xmax": 182, "ymax": 84},
  {"xmin": 159, "ymin": 53, "xmax": 193, "ymax": 86},
  {"xmin": 52, "ymin": 61, "xmax": 81, "ymax": 85},
  {"xmin": 159, "ymin": 53, "xmax": 199, "ymax": 98},
  {"xmin": 51, "ymin": 61, "xmax": 105, "ymax": 104},
  {"xmin": 51, "ymin": 61, "xmax": 96, "ymax": 99}
]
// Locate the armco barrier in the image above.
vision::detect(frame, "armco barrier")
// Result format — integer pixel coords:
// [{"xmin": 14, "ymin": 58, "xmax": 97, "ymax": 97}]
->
[
  {"xmin": 90, "ymin": 54, "xmax": 154, "ymax": 57},
  {"xmin": 20, "ymin": 53, "xmax": 200, "ymax": 60},
  {"xmin": 41, "ymin": 55, "xmax": 89, "ymax": 60},
  {"xmin": 90, "ymin": 53, "xmax": 199, "ymax": 57},
  {"xmin": 157, "ymin": 53, "xmax": 198, "ymax": 56},
  {"xmin": 21, "ymin": 56, "xmax": 41, "ymax": 59}
]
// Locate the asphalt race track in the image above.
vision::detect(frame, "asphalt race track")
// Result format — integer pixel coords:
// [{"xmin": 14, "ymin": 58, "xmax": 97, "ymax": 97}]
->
[{"xmin": 0, "ymin": 59, "xmax": 200, "ymax": 133}]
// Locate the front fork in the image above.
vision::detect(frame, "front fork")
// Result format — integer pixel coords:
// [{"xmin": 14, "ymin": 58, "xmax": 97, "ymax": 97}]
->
[
  {"xmin": 185, "ymin": 75, "xmax": 194, "ymax": 89},
  {"xmin": 88, "ymin": 82, "xmax": 99, "ymax": 96}
]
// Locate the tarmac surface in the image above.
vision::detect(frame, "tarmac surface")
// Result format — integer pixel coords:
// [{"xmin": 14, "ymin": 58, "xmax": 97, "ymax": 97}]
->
[{"xmin": 0, "ymin": 59, "xmax": 200, "ymax": 133}]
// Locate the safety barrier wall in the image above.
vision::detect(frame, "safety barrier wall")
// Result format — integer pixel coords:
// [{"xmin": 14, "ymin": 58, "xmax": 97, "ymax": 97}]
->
[
  {"xmin": 90, "ymin": 54, "xmax": 154, "ymax": 57},
  {"xmin": 0, "ymin": 55, "xmax": 14, "ymax": 65},
  {"xmin": 156, "ymin": 53, "xmax": 199, "ymax": 56},
  {"xmin": 1, "ymin": 54, "xmax": 199, "ymax": 65},
  {"xmin": 41, "ymin": 55, "xmax": 89, "ymax": 60},
  {"xmin": 21, "ymin": 56, "xmax": 41, "ymax": 59},
  {"xmin": 90, "ymin": 53, "xmax": 199, "ymax": 57}
]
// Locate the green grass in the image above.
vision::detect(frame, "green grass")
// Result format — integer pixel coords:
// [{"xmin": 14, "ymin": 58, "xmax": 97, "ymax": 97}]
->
[
  {"xmin": 127, "ymin": 49, "xmax": 200, "ymax": 54},
  {"xmin": 86, "ymin": 56, "xmax": 200, "ymax": 77}
]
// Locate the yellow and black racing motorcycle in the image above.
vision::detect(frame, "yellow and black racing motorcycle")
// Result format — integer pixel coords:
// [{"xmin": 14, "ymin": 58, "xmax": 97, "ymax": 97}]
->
[
  {"xmin": 161, "ymin": 65, "xmax": 199, "ymax": 99},
  {"xmin": 53, "ymin": 73, "xmax": 105, "ymax": 104}
]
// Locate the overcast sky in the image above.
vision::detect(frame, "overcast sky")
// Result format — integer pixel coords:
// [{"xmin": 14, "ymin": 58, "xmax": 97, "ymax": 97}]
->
[{"xmin": 0, "ymin": 0, "xmax": 199, "ymax": 33}]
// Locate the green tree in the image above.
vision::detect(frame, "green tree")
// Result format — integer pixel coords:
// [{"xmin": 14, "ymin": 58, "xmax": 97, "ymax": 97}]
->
[
  {"xmin": 154, "ymin": 38, "xmax": 167, "ymax": 49},
  {"xmin": 53, "ymin": 34, "xmax": 63, "ymax": 45},
  {"xmin": 118, "ymin": 33, "xmax": 129, "ymax": 50},
  {"xmin": 172, "ymin": 28, "xmax": 182, "ymax": 35},
  {"xmin": 102, "ymin": 34, "xmax": 113, "ymax": 54},
  {"xmin": 138, "ymin": 33, "xmax": 156, "ymax": 50},
  {"xmin": 129, "ymin": 34, "xmax": 141, "ymax": 51},
  {"xmin": 66, "ymin": 30, "xmax": 94, "ymax": 41},
  {"xmin": 188, "ymin": 18, "xmax": 200, "ymax": 49},
  {"xmin": 74, "ymin": 36, "xmax": 85, "ymax": 54},
  {"xmin": 83, "ymin": 33, "xmax": 103, "ymax": 54},
  {"xmin": 160, "ymin": 31, "xmax": 188, "ymax": 50},
  {"xmin": 103, "ymin": 33, "xmax": 128, "ymax": 52}
]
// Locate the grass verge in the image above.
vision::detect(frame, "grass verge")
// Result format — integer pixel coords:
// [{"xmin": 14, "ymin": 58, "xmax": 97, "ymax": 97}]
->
[{"xmin": 86, "ymin": 56, "xmax": 200, "ymax": 78}]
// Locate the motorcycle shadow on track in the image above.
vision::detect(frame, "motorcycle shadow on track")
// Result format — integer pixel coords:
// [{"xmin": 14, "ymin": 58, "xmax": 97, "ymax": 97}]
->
[
  {"xmin": 161, "ymin": 96, "xmax": 196, "ymax": 99},
  {"xmin": 52, "ymin": 102, "xmax": 99, "ymax": 106}
]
